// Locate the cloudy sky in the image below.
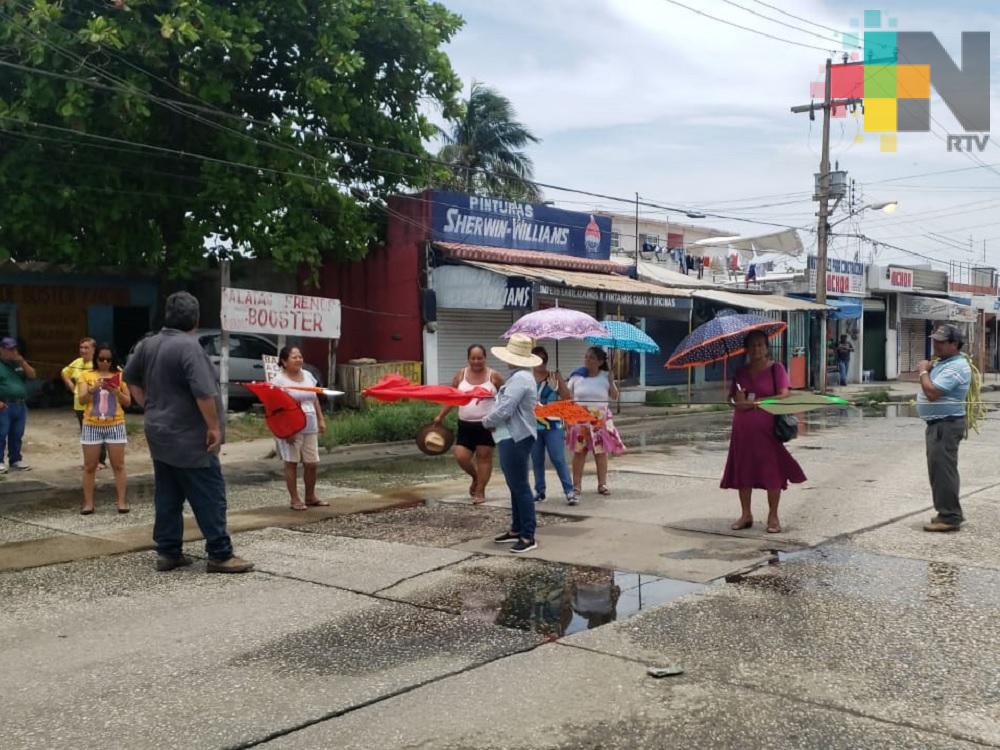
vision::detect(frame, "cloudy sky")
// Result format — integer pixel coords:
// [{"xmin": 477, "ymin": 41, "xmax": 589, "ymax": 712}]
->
[{"xmin": 436, "ymin": 0, "xmax": 1000, "ymax": 272}]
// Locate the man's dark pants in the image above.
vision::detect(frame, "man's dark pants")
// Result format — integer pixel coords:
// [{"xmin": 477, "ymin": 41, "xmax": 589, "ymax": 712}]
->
[
  {"xmin": 926, "ymin": 418, "xmax": 965, "ymax": 526},
  {"xmin": 153, "ymin": 455, "xmax": 234, "ymax": 561},
  {"xmin": 498, "ymin": 436, "xmax": 537, "ymax": 540}
]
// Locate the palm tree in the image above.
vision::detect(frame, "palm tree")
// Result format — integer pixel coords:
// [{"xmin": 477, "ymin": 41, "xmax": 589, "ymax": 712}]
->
[{"xmin": 438, "ymin": 81, "xmax": 542, "ymax": 201}]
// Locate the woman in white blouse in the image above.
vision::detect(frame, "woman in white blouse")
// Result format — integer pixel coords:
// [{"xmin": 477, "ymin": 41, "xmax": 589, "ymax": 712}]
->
[{"xmin": 565, "ymin": 347, "xmax": 625, "ymax": 500}]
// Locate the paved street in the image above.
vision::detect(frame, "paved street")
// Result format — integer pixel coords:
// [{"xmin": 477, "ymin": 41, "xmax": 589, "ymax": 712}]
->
[{"xmin": 2, "ymin": 398, "xmax": 999, "ymax": 749}]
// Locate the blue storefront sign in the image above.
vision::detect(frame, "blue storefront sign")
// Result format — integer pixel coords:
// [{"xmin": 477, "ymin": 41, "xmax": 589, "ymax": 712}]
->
[
  {"xmin": 430, "ymin": 190, "xmax": 612, "ymax": 260},
  {"xmin": 502, "ymin": 278, "xmax": 533, "ymax": 309}
]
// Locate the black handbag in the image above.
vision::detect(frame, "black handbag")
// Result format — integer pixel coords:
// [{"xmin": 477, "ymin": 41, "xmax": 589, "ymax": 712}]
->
[{"xmin": 770, "ymin": 365, "xmax": 798, "ymax": 443}]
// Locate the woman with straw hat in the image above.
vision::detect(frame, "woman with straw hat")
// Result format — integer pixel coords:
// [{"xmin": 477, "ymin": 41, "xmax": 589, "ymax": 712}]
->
[{"xmin": 482, "ymin": 334, "xmax": 543, "ymax": 554}]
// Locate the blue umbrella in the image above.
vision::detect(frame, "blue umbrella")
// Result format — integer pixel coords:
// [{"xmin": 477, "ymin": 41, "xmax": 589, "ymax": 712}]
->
[
  {"xmin": 666, "ymin": 310, "xmax": 786, "ymax": 369},
  {"xmin": 586, "ymin": 320, "xmax": 660, "ymax": 354}
]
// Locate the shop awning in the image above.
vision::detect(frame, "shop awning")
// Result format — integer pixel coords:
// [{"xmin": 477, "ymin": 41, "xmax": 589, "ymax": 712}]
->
[
  {"xmin": 453, "ymin": 259, "xmax": 695, "ymax": 310},
  {"xmin": 788, "ymin": 295, "xmax": 863, "ymax": 319},
  {"xmin": 901, "ymin": 294, "xmax": 976, "ymax": 323},
  {"xmin": 694, "ymin": 288, "xmax": 829, "ymax": 313}
]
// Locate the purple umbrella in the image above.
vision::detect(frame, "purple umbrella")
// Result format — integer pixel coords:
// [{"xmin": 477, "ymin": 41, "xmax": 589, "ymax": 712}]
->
[{"xmin": 504, "ymin": 308, "xmax": 608, "ymax": 340}]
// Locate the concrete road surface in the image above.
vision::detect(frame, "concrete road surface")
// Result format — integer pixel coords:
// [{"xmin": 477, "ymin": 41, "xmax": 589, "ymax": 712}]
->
[{"xmin": 2, "ymin": 402, "xmax": 999, "ymax": 749}]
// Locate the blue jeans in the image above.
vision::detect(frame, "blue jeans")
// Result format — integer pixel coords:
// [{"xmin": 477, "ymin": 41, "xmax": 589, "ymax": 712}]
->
[
  {"xmin": 498, "ymin": 435, "xmax": 536, "ymax": 541},
  {"xmin": 153, "ymin": 456, "xmax": 234, "ymax": 561},
  {"xmin": 0, "ymin": 400, "xmax": 27, "ymax": 464},
  {"xmin": 532, "ymin": 425, "xmax": 574, "ymax": 498},
  {"xmin": 838, "ymin": 360, "xmax": 849, "ymax": 386}
]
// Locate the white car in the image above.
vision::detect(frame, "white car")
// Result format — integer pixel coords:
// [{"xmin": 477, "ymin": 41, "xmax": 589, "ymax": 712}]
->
[{"xmin": 128, "ymin": 329, "xmax": 322, "ymax": 406}]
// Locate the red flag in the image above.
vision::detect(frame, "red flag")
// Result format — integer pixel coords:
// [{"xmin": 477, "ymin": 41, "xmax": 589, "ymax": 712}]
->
[
  {"xmin": 363, "ymin": 374, "xmax": 494, "ymax": 406},
  {"xmin": 243, "ymin": 382, "xmax": 307, "ymax": 439}
]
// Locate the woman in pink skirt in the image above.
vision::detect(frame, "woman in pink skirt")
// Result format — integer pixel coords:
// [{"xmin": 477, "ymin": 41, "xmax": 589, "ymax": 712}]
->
[
  {"xmin": 566, "ymin": 347, "xmax": 626, "ymax": 503},
  {"xmin": 721, "ymin": 330, "xmax": 806, "ymax": 534}
]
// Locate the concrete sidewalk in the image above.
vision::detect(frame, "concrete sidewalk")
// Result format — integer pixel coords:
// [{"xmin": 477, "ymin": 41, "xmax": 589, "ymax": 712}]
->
[{"xmin": 3, "ymin": 396, "xmax": 999, "ymax": 748}]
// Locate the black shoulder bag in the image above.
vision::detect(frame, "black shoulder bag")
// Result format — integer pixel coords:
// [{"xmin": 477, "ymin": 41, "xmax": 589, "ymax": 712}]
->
[{"xmin": 771, "ymin": 364, "xmax": 798, "ymax": 443}]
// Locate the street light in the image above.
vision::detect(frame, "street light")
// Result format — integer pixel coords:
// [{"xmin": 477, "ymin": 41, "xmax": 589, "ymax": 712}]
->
[{"xmin": 829, "ymin": 200, "xmax": 899, "ymax": 229}]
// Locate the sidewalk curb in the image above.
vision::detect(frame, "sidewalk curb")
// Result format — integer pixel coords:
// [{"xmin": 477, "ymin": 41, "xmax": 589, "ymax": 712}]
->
[{"xmin": 0, "ymin": 441, "xmax": 438, "ymax": 509}]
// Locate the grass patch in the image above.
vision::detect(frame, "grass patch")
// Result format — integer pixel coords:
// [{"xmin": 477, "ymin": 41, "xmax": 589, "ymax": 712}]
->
[
  {"xmin": 645, "ymin": 388, "xmax": 683, "ymax": 407},
  {"xmin": 226, "ymin": 412, "xmax": 274, "ymax": 441},
  {"xmin": 321, "ymin": 402, "xmax": 458, "ymax": 448},
  {"xmin": 857, "ymin": 388, "xmax": 890, "ymax": 407}
]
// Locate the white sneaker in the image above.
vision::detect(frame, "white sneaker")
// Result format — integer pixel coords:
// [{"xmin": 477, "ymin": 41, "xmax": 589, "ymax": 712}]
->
[
  {"xmin": 0, "ymin": 463, "xmax": 6, "ymax": 473},
  {"xmin": 9, "ymin": 462, "xmax": 30, "ymax": 471},
  {"xmin": 566, "ymin": 491, "xmax": 579, "ymax": 506}
]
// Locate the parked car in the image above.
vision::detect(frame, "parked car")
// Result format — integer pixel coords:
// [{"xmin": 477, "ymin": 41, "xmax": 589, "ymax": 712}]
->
[{"xmin": 127, "ymin": 329, "xmax": 322, "ymax": 408}]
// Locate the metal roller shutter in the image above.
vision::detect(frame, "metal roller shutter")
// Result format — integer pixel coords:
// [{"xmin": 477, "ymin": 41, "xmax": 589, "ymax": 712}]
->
[
  {"xmin": 900, "ymin": 318, "xmax": 926, "ymax": 373},
  {"xmin": 435, "ymin": 309, "xmax": 517, "ymax": 384}
]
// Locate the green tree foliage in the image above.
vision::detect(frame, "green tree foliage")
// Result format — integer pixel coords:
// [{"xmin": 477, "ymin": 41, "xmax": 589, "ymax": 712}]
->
[
  {"xmin": 437, "ymin": 81, "xmax": 541, "ymax": 202},
  {"xmin": 0, "ymin": 0, "xmax": 463, "ymax": 275}
]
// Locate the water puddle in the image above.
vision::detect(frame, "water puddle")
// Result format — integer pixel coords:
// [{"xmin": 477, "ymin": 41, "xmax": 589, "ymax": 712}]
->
[{"xmin": 443, "ymin": 562, "xmax": 707, "ymax": 640}]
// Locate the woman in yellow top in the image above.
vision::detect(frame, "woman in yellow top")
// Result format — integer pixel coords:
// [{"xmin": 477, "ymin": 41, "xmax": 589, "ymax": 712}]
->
[
  {"xmin": 76, "ymin": 343, "xmax": 131, "ymax": 515},
  {"xmin": 62, "ymin": 337, "xmax": 107, "ymax": 469}
]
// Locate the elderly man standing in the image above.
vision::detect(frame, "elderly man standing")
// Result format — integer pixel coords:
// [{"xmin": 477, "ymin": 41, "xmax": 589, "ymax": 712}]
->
[
  {"xmin": 124, "ymin": 292, "xmax": 253, "ymax": 573},
  {"xmin": 0, "ymin": 337, "xmax": 36, "ymax": 473},
  {"xmin": 917, "ymin": 324, "xmax": 972, "ymax": 533}
]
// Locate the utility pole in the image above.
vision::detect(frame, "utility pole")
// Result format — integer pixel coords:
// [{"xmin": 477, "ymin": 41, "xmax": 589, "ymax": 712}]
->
[
  {"xmin": 634, "ymin": 192, "xmax": 640, "ymax": 271},
  {"xmin": 791, "ymin": 58, "xmax": 862, "ymax": 392}
]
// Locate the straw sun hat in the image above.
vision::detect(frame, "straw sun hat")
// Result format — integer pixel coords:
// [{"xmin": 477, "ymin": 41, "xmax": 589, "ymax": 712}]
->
[
  {"xmin": 491, "ymin": 334, "xmax": 543, "ymax": 368},
  {"xmin": 416, "ymin": 423, "xmax": 454, "ymax": 456}
]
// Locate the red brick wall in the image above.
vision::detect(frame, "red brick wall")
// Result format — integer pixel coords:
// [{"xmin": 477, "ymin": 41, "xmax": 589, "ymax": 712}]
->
[{"xmin": 302, "ymin": 192, "xmax": 429, "ymax": 381}]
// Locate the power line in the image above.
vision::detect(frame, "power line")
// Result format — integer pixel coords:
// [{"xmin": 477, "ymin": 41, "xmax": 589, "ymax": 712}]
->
[
  {"xmin": 660, "ymin": 0, "xmax": 836, "ymax": 52},
  {"xmin": 750, "ymin": 0, "xmax": 843, "ymax": 35},
  {"xmin": 719, "ymin": 0, "xmax": 853, "ymax": 48}
]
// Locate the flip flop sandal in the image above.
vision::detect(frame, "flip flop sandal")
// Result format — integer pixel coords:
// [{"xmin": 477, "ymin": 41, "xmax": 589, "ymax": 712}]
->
[
  {"xmin": 472, "ymin": 495, "xmax": 487, "ymax": 506},
  {"xmin": 289, "ymin": 503, "xmax": 308, "ymax": 511},
  {"xmin": 305, "ymin": 500, "xmax": 330, "ymax": 507},
  {"xmin": 597, "ymin": 485, "xmax": 611, "ymax": 496}
]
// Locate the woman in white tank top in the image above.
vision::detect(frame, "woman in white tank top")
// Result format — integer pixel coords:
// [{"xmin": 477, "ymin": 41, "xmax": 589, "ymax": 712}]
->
[{"xmin": 433, "ymin": 344, "xmax": 504, "ymax": 504}]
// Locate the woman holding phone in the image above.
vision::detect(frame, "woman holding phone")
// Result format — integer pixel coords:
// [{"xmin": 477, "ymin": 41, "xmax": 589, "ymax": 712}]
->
[{"xmin": 77, "ymin": 343, "xmax": 131, "ymax": 514}]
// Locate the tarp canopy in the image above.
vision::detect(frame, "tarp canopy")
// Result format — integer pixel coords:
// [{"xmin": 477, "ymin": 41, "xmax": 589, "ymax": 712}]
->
[
  {"xmin": 695, "ymin": 288, "xmax": 829, "ymax": 313},
  {"xmin": 691, "ymin": 229, "xmax": 804, "ymax": 256},
  {"xmin": 790, "ymin": 295, "xmax": 863, "ymax": 320}
]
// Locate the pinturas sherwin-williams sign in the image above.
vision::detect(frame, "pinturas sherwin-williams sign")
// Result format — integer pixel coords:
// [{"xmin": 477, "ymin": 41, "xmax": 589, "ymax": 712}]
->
[
  {"xmin": 221, "ymin": 287, "xmax": 341, "ymax": 338},
  {"xmin": 431, "ymin": 190, "xmax": 611, "ymax": 260}
]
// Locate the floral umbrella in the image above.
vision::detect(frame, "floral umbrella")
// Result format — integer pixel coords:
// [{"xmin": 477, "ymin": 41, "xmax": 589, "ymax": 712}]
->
[
  {"xmin": 585, "ymin": 319, "xmax": 660, "ymax": 354},
  {"xmin": 666, "ymin": 310, "xmax": 786, "ymax": 369},
  {"xmin": 504, "ymin": 307, "xmax": 608, "ymax": 340}
]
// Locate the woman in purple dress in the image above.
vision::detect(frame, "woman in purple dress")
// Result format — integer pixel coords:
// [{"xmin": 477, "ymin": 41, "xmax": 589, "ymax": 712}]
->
[{"xmin": 721, "ymin": 330, "xmax": 806, "ymax": 533}]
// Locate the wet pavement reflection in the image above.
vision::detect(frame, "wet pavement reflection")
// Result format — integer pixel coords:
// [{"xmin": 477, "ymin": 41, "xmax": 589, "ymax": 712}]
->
[{"xmin": 447, "ymin": 561, "xmax": 707, "ymax": 640}]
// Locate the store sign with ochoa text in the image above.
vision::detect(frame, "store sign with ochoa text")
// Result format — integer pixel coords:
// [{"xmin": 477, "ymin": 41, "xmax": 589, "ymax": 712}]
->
[
  {"xmin": 807, "ymin": 255, "xmax": 865, "ymax": 297},
  {"xmin": 221, "ymin": 287, "xmax": 341, "ymax": 339},
  {"xmin": 431, "ymin": 190, "xmax": 612, "ymax": 260}
]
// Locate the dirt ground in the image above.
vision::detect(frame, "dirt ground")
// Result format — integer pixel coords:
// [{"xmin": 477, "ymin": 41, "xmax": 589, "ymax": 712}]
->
[{"xmin": 1, "ymin": 407, "xmax": 278, "ymax": 487}]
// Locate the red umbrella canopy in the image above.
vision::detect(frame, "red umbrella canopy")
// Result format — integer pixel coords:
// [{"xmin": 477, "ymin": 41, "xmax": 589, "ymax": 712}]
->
[
  {"xmin": 363, "ymin": 374, "xmax": 495, "ymax": 406},
  {"xmin": 243, "ymin": 382, "xmax": 307, "ymax": 439}
]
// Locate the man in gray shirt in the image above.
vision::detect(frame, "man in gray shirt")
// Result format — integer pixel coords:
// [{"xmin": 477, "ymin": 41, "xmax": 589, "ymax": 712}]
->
[{"xmin": 124, "ymin": 292, "xmax": 253, "ymax": 573}]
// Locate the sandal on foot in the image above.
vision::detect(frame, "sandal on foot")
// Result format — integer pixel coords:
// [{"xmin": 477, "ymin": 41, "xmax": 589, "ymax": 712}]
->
[
  {"xmin": 80, "ymin": 507, "xmax": 95, "ymax": 516},
  {"xmin": 305, "ymin": 499, "xmax": 329, "ymax": 507},
  {"xmin": 597, "ymin": 484, "xmax": 611, "ymax": 496},
  {"xmin": 730, "ymin": 517, "xmax": 753, "ymax": 531},
  {"xmin": 289, "ymin": 503, "xmax": 308, "ymax": 511},
  {"xmin": 472, "ymin": 495, "xmax": 486, "ymax": 506}
]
